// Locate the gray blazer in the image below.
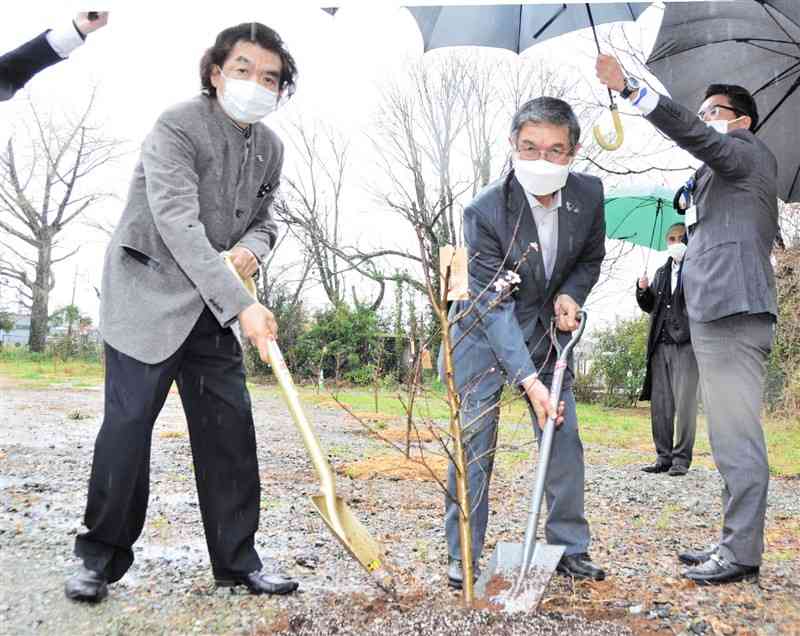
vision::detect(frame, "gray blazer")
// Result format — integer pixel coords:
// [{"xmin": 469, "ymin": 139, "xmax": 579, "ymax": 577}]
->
[
  {"xmin": 99, "ymin": 95, "xmax": 282, "ymax": 364},
  {"xmin": 646, "ymin": 95, "xmax": 779, "ymax": 323},
  {"xmin": 444, "ymin": 173, "xmax": 605, "ymax": 399}
]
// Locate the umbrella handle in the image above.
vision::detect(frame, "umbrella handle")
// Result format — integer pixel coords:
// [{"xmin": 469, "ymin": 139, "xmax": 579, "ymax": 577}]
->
[{"xmin": 593, "ymin": 105, "xmax": 624, "ymax": 151}]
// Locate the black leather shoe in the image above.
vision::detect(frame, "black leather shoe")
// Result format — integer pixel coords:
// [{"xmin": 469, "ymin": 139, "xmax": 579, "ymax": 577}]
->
[
  {"xmin": 668, "ymin": 464, "xmax": 688, "ymax": 476},
  {"xmin": 678, "ymin": 544, "xmax": 717, "ymax": 566},
  {"xmin": 215, "ymin": 570, "xmax": 299, "ymax": 595},
  {"xmin": 683, "ymin": 554, "xmax": 759, "ymax": 586},
  {"xmin": 65, "ymin": 565, "xmax": 108, "ymax": 603},
  {"xmin": 641, "ymin": 463, "xmax": 671, "ymax": 473},
  {"xmin": 557, "ymin": 553, "xmax": 606, "ymax": 581},
  {"xmin": 447, "ymin": 558, "xmax": 481, "ymax": 590}
]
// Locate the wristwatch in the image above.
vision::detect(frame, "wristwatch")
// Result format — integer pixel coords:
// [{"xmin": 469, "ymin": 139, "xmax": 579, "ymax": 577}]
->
[{"xmin": 619, "ymin": 76, "xmax": 641, "ymax": 100}]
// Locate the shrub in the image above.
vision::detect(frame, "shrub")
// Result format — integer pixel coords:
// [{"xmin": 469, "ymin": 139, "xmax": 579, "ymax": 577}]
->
[
  {"xmin": 768, "ymin": 248, "xmax": 800, "ymax": 413},
  {"xmin": 245, "ymin": 283, "xmax": 308, "ymax": 379},
  {"xmin": 292, "ymin": 304, "xmax": 383, "ymax": 384},
  {"xmin": 573, "ymin": 367, "xmax": 600, "ymax": 404},
  {"xmin": 591, "ymin": 315, "xmax": 649, "ymax": 407}
]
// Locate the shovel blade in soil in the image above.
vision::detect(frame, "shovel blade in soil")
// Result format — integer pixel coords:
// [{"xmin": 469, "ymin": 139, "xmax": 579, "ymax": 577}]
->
[
  {"xmin": 474, "ymin": 541, "xmax": 565, "ymax": 612},
  {"xmin": 310, "ymin": 495, "xmax": 395, "ymax": 594}
]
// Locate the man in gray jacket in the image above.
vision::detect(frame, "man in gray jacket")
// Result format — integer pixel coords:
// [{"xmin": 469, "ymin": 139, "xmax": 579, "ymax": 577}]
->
[
  {"xmin": 598, "ymin": 55, "xmax": 778, "ymax": 585},
  {"xmin": 442, "ymin": 97, "xmax": 607, "ymax": 589},
  {"xmin": 65, "ymin": 23, "xmax": 299, "ymax": 602}
]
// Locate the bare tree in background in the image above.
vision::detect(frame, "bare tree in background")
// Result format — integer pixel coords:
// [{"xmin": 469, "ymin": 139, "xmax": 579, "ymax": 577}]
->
[
  {"xmin": 276, "ymin": 116, "xmax": 384, "ymax": 310},
  {"xmin": 255, "ymin": 225, "xmax": 313, "ymax": 309},
  {"xmin": 0, "ymin": 94, "xmax": 120, "ymax": 351},
  {"xmin": 365, "ymin": 55, "xmax": 471, "ymax": 302},
  {"xmin": 324, "ymin": 55, "xmax": 602, "ymax": 306}
]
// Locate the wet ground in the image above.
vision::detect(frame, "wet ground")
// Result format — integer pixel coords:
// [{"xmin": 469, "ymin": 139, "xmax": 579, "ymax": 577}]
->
[{"xmin": 0, "ymin": 378, "xmax": 798, "ymax": 635}]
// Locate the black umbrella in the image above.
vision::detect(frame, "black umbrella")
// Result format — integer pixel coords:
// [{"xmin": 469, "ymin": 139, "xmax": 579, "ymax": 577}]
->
[
  {"xmin": 647, "ymin": 1, "xmax": 800, "ymax": 203},
  {"xmin": 407, "ymin": 3, "xmax": 650, "ymax": 150}
]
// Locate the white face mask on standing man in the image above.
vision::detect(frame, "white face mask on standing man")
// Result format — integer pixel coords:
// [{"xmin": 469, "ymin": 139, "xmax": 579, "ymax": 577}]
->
[
  {"xmin": 218, "ymin": 70, "xmax": 279, "ymax": 124},
  {"xmin": 667, "ymin": 242, "xmax": 688, "ymax": 262},
  {"xmin": 513, "ymin": 156, "xmax": 571, "ymax": 196}
]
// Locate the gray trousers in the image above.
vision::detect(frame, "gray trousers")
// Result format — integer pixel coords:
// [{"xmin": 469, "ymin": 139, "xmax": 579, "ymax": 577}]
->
[
  {"xmin": 444, "ymin": 380, "xmax": 590, "ymax": 564},
  {"xmin": 649, "ymin": 342, "xmax": 699, "ymax": 468},
  {"xmin": 690, "ymin": 313, "xmax": 774, "ymax": 567}
]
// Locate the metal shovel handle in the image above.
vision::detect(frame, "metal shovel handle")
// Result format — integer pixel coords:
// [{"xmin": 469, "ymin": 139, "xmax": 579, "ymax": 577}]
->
[{"xmin": 514, "ymin": 310, "xmax": 587, "ymax": 593}]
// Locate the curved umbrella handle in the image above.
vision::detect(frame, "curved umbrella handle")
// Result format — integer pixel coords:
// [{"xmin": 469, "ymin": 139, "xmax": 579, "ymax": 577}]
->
[{"xmin": 593, "ymin": 105, "xmax": 624, "ymax": 151}]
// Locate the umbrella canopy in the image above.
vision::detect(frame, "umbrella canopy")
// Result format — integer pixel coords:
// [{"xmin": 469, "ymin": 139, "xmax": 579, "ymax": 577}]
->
[
  {"xmin": 647, "ymin": 1, "xmax": 800, "ymax": 203},
  {"xmin": 605, "ymin": 189, "xmax": 683, "ymax": 252},
  {"xmin": 407, "ymin": 3, "xmax": 649, "ymax": 54},
  {"xmin": 407, "ymin": 2, "xmax": 650, "ymax": 150}
]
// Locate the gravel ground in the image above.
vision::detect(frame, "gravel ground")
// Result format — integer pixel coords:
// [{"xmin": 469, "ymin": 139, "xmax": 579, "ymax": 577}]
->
[{"xmin": 0, "ymin": 379, "xmax": 798, "ymax": 635}]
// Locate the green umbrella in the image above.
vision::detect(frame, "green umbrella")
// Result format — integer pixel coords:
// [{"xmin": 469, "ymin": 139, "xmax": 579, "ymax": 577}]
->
[{"xmin": 604, "ymin": 189, "xmax": 684, "ymax": 252}]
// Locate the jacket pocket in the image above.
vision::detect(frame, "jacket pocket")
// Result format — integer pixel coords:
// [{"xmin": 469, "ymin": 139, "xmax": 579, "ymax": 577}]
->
[
  {"xmin": 684, "ymin": 241, "xmax": 748, "ymax": 319},
  {"xmin": 119, "ymin": 243, "xmax": 161, "ymax": 271}
]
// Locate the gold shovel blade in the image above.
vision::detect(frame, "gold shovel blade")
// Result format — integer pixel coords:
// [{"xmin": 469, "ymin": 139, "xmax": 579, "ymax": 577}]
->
[
  {"xmin": 221, "ymin": 253, "xmax": 395, "ymax": 593},
  {"xmin": 311, "ymin": 494, "xmax": 395, "ymax": 593}
]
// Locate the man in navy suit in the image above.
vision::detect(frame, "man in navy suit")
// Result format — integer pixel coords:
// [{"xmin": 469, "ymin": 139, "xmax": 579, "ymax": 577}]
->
[
  {"xmin": 442, "ymin": 97, "xmax": 606, "ymax": 589},
  {"xmin": 0, "ymin": 12, "xmax": 108, "ymax": 102}
]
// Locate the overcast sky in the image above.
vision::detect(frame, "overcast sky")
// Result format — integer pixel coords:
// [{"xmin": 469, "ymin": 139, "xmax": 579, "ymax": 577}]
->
[{"xmin": 0, "ymin": 1, "xmax": 712, "ymax": 333}]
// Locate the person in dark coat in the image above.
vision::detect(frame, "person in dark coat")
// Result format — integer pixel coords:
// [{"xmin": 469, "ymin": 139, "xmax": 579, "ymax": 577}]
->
[
  {"xmin": 636, "ymin": 223, "xmax": 698, "ymax": 477},
  {"xmin": 0, "ymin": 13, "xmax": 108, "ymax": 102}
]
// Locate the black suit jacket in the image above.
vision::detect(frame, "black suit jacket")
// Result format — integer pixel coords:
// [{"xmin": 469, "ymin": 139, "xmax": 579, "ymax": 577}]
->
[
  {"xmin": 0, "ymin": 32, "xmax": 63, "ymax": 102},
  {"xmin": 636, "ymin": 257, "xmax": 690, "ymax": 401}
]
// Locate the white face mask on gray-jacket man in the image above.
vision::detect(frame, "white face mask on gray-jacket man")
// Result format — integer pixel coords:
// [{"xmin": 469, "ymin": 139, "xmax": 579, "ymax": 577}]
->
[{"xmin": 64, "ymin": 22, "xmax": 301, "ymax": 604}]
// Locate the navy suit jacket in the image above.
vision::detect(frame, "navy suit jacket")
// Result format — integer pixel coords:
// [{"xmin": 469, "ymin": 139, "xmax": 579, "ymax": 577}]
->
[
  {"xmin": 443, "ymin": 172, "xmax": 605, "ymax": 399},
  {"xmin": 0, "ymin": 32, "xmax": 62, "ymax": 102}
]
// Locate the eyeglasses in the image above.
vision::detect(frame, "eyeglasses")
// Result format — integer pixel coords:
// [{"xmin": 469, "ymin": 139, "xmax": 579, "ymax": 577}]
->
[
  {"xmin": 697, "ymin": 104, "xmax": 743, "ymax": 121},
  {"xmin": 515, "ymin": 144, "xmax": 573, "ymax": 163}
]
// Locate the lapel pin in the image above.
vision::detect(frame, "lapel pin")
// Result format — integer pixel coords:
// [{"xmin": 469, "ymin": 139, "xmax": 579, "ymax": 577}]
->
[{"xmin": 530, "ymin": 242, "xmax": 539, "ymax": 252}]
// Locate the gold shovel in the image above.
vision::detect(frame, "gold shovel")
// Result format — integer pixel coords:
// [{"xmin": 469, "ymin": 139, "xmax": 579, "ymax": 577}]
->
[{"xmin": 223, "ymin": 253, "xmax": 395, "ymax": 594}]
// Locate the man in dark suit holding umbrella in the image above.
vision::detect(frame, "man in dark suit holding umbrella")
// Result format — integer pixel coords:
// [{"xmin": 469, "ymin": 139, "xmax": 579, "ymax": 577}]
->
[
  {"xmin": 636, "ymin": 222, "xmax": 698, "ymax": 477},
  {"xmin": 597, "ymin": 54, "xmax": 779, "ymax": 586}
]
